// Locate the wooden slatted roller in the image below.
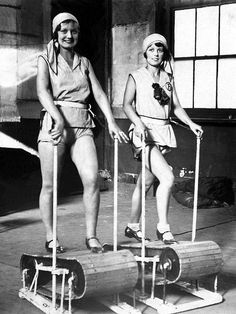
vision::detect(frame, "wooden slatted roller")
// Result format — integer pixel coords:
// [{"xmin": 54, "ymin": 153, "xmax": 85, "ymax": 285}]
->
[
  {"xmin": 159, "ymin": 241, "xmax": 223, "ymax": 283},
  {"xmin": 20, "ymin": 249, "xmax": 138, "ymax": 299}
]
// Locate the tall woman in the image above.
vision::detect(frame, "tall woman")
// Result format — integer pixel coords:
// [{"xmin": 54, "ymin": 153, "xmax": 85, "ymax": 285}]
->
[
  {"xmin": 37, "ymin": 13, "xmax": 128, "ymax": 253},
  {"xmin": 123, "ymin": 33, "xmax": 203, "ymax": 244}
]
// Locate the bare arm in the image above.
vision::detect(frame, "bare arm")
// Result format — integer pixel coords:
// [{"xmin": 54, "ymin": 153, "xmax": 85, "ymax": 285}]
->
[
  {"xmin": 123, "ymin": 75, "xmax": 147, "ymax": 138},
  {"xmin": 172, "ymin": 81, "xmax": 203, "ymax": 137},
  {"xmin": 88, "ymin": 60, "xmax": 128, "ymax": 142},
  {"xmin": 37, "ymin": 56, "xmax": 64, "ymax": 142}
]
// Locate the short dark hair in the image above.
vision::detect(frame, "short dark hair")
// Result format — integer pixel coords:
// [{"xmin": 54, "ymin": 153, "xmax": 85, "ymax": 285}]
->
[{"xmin": 143, "ymin": 42, "xmax": 171, "ymax": 62}]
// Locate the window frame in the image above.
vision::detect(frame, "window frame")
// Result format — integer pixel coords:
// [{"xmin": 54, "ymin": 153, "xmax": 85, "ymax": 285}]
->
[{"xmin": 169, "ymin": 0, "xmax": 236, "ymax": 123}]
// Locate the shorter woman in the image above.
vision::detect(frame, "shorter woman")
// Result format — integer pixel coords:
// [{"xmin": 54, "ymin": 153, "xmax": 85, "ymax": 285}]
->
[
  {"xmin": 123, "ymin": 33, "xmax": 203, "ymax": 244},
  {"xmin": 37, "ymin": 13, "xmax": 128, "ymax": 254}
]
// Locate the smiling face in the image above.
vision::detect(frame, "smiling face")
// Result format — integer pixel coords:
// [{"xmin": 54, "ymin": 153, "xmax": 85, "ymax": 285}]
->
[
  {"xmin": 145, "ymin": 42, "xmax": 165, "ymax": 67},
  {"xmin": 57, "ymin": 20, "xmax": 79, "ymax": 50}
]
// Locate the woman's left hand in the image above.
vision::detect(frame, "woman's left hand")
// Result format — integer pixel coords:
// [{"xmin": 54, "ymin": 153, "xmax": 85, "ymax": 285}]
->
[
  {"xmin": 189, "ymin": 122, "xmax": 203, "ymax": 138},
  {"xmin": 108, "ymin": 121, "xmax": 129, "ymax": 143}
]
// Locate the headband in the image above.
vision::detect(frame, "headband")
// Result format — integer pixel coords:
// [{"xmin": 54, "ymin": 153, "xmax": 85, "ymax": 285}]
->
[
  {"xmin": 142, "ymin": 33, "xmax": 168, "ymax": 53},
  {"xmin": 52, "ymin": 12, "xmax": 79, "ymax": 33}
]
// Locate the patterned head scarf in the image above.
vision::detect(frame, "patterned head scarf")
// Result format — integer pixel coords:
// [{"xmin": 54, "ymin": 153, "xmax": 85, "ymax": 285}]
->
[{"xmin": 46, "ymin": 13, "xmax": 79, "ymax": 74}]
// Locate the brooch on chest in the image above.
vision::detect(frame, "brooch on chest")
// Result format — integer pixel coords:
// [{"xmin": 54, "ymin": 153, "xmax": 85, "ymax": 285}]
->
[{"xmin": 152, "ymin": 83, "xmax": 170, "ymax": 106}]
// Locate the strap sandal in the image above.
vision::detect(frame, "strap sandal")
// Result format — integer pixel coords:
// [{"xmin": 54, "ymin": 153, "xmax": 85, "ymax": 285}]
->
[
  {"xmin": 85, "ymin": 236, "xmax": 104, "ymax": 254},
  {"xmin": 125, "ymin": 226, "xmax": 150, "ymax": 242},
  {"xmin": 156, "ymin": 229, "xmax": 178, "ymax": 245},
  {"xmin": 45, "ymin": 239, "xmax": 65, "ymax": 254}
]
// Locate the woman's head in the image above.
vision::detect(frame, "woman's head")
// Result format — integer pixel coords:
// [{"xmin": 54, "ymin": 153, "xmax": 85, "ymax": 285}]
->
[
  {"xmin": 52, "ymin": 13, "xmax": 80, "ymax": 49},
  {"xmin": 142, "ymin": 33, "xmax": 171, "ymax": 64}
]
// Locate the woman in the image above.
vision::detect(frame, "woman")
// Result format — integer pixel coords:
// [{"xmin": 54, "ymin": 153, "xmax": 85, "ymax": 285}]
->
[
  {"xmin": 37, "ymin": 12, "xmax": 128, "ymax": 254},
  {"xmin": 123, "ymin": 33, "xmax": 203, "ymax": 244}
]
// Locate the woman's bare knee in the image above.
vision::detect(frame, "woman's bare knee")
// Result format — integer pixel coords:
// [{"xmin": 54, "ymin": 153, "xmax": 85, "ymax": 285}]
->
[
  {"xmin": 82, "ymin": 172, "xmax": 98, "ymax": 191},
  {"xmin": 162, "ymin": 172, "xmax": 174, "ymax": 188},
  {"xmin": 41, "ymin": 181, "xmax": 53, "ymax": 194}
]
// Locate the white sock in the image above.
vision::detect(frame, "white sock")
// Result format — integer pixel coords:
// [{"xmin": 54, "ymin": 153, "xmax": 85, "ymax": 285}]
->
[
  {"xmin": 157, "ymin": 223, "xmax": 170, "ymax": 233},
  {"xmin": 128, "ymin": 223, "xmax": 140, "ymax": 231}
]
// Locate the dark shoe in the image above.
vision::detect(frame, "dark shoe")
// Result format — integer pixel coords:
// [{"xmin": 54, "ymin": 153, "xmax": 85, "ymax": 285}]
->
[
  {"xmin": 156, "ymin": 229, "xmax": 178, "ymax": 245},
  {"xmin": 125, "ymin": 226, "xmax": 150, "ymax": 242},
  {"xmin": 85, "ymin": 236, "xmax": 104, "ymax": 254},
  {"xmin": 45, "ymin": 240, "xmax": 65, "ymax": 254}
]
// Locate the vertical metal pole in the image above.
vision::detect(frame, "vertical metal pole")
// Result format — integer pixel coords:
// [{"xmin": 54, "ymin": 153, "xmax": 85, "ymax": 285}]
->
[
  {"xmin": 132, "ymin": 290, "xmax": 136, "ymax": 308},
  {"xmin": 113, "ymin": 137, "xmax": 119, "ymax": 305},
  {"xmin": 113, "ymin": 137, "xmax": 118, "ymax": 252},
  {"xmin": 68, "ymin": 275, "xmax": 73, "ymax": 314},
  {"xmin": 151, "ymin": 258, "xmax": 157, "ymax": 299},
  {"xmin": 141, "ymin": 135, "xmax": 146, "ymax": 297},
  {"xmin": 163, "ymin": 267, "xmax": 167, "ymax": 304},
  {"xmin": 214, "ymin": 275, "xmax": 218, "ymax": 293},
  {"xmin": 60, "ymin": 271, "xmax": 66, "ymax": 312},
  {"xmin": 192, "ymin": 135, "xmax": 201, "ymax": 242},
  {"xmin": 52, "ymin": 144, "xmax": 58, "ymax": 309},
  {"xmin": 195, "ymin": 279, "xmax": 199, "ymax": 291}
]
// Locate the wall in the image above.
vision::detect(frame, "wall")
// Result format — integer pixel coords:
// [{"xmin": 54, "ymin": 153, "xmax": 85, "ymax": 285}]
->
[
  {"xmin": 0, "ymin": 0, "xmax": 22, "ymax": 122},
  {"xmin": 0, "ymin": 0, "xmax": 50, "ymax": 121},
  {"xmin": 110, "ymin": 0, "xmax": 157, "ymax": 118},
  {"xmin": 0, "ymin": 0, "xmax": 49, "ymax": 214}
]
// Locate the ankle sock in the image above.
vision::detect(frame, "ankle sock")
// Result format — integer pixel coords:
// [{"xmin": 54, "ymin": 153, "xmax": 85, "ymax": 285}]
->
[
  {"xmin": 157, "ymin": 223, "xmax": 170, "ymax": 233},
  {"xmin": 128, "ymin": 223, "xmax": 140, "ymax": 231}
]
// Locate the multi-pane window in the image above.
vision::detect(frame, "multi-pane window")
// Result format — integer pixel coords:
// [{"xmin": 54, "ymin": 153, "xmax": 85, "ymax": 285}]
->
[{"xmin": 173, "ymin": 3, "xmax": 236, "ymax": 110}]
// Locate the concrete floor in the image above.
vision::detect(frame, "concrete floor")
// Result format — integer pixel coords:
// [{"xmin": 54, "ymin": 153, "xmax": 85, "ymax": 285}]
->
[{"xmin": 0, "ymin": 182, "xmax": 236, "ymax": 313}]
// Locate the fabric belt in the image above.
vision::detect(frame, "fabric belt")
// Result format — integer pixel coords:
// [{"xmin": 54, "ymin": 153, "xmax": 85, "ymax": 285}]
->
[
  {"xmin": 140, "ymin": 115, "xmax": 170, "ymax": 126},
  {"xmin": 54, "ymin": 100, "xmax": 88, "ymax": 109}
]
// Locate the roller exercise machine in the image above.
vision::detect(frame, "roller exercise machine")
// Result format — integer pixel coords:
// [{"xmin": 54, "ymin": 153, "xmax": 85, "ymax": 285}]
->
[
  {"xmin": 19, "ymin": 134, "xmax": 223, "ymax": 313},
  {"xmin": 101, "ymin": 134, "xmax": 223, "ymax": 313}
]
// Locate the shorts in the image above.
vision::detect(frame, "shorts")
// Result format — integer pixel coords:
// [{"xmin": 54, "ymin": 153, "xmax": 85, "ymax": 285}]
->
[
  {"xmin": 38, "ymin": 111, "xmax": 93, "ymax": 146},
  {"xmin": 128, "ymin": 127, "xmax": 171, "ymax": 161}
]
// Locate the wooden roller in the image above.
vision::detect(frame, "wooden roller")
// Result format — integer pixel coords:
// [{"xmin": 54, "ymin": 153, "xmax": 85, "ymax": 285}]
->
[
  {"xmin": 159, "ymin": 241, "xmax": 223, "ymax": 283},
  {"xmin": 20, "ymin": 249, "xmax": 138, "ymax": 299}
]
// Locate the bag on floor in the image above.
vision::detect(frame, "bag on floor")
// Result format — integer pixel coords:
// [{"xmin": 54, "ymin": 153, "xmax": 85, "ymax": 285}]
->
[{"xmin": 172, "ymin": 176, "xmax": 235, "ymax": 208}]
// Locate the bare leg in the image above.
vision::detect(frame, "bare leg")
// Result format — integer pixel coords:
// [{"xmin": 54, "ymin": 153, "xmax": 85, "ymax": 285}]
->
[
  {"xmin": 126, "ymin": 144, "xmax": 175, "ymax": 242},
  {"xmin": 145, "ymin": 146, "xmax": 176, "ymax": 242},
  {"xmin": 70, "ymin": 135, "xmax": 101, "ymax": 249},
  {"xmin": 124, "ymin": 163, "xmax": 155, "ymax": 242},
  {"xmin": 145, "ymin": 146, "xmax": 174, "ymax": 226},
  {"xmin": 130, "ymin": 169, "xmax": 155, "ymax": 223},
  {"xmin": 38, "ymin": 141, "xmax": 65, "ymax": 242}
]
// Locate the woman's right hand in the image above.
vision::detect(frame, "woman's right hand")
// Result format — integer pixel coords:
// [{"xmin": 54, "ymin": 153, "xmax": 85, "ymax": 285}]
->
[
  {"xmin": 50, "ymin": 118, "xmax": 64, "ymax": 145},
  {"xmin": 134, "ymin": 121, "xmax": 147, "ymax": 140}
]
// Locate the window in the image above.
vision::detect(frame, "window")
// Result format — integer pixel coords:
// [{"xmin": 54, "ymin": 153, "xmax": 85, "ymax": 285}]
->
[{"xmin": 173, "ymin": 2, "xmax": 236, "ymax": 119}]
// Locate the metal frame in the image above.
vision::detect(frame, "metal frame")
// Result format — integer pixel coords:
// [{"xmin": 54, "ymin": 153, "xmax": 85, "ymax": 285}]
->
[
  {"xmin": 129, "ymin": 281, "xmax": 222, "ymax": 314},
  {"xmin": 18, "ymin": 135, "xmax": 223, "ymax": 314},
  {"xmin": 115, "ymin": 134, "xmax": 223, "ymax": 313},
  {"xmin": 19, "ymin": 264, "xmax": 73, "ymax": 314},
  {"xmin": 100, "ymin": 137, "xmax": 141, "ymax": 314},
  {"xmin": 19, "ymin": 144, "xmax": 74, "ymax": 314}
]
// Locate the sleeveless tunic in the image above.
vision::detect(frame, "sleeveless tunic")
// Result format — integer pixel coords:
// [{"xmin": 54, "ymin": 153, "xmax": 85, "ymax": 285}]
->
[
  {"xmin": 39, "ymin": 52, "xmax": 95, "ymax": 129},
  {"xmin": 129, "ymin": 67, "xmax": 177, "ymax": 149}
]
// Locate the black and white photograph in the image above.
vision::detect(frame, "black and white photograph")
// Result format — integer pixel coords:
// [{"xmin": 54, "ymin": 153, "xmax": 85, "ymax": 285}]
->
[{"xmin": 0, "ymin": 0, "xmax": 236, "ymax": 313}]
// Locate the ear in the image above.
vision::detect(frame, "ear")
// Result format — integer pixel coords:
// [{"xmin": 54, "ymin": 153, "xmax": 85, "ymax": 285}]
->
[{"xmin": 53, "ymin": 40, "xmax": 59, "ymax": 52}]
